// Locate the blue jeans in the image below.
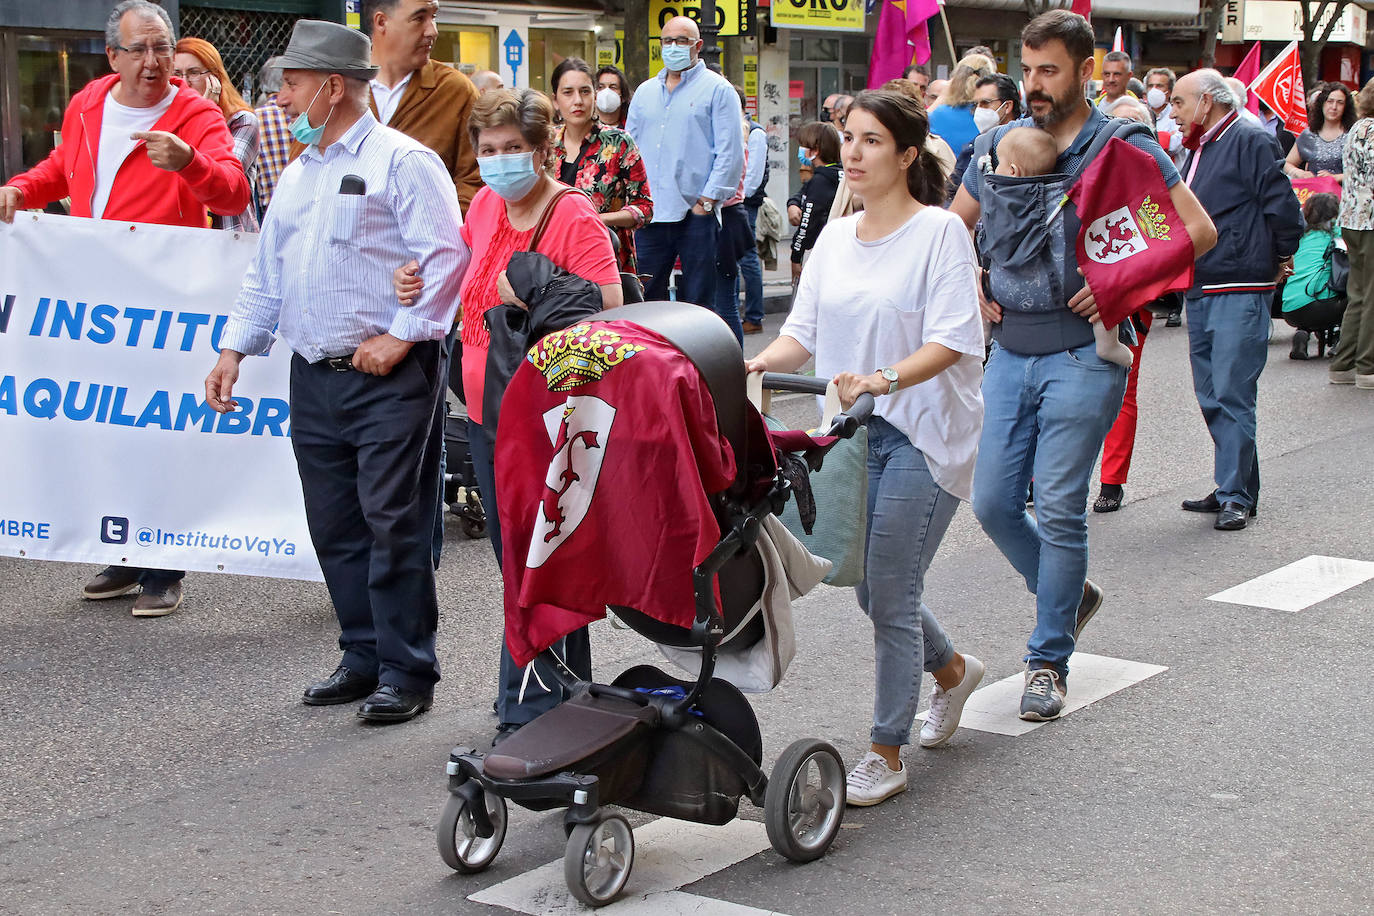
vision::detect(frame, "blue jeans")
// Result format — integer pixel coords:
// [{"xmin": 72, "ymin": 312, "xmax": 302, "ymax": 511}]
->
[
  {"xmin": 467, "ymin": 419, "xmax": 592, "ymax": 726},
  {"xmin": 854, "ymin": 417, "xmax": 960, "ymax": 747},
  {"xmin": 739, "ymin": 204, "xmax": 765, "ymax": 324},
  {"xmin": 971, "ymin": 342, "xmax": 1127, "ymax": 680},
  {"xmin": 636, "ymin": 213, "xmax": 719, "ymax": 311},
  {"xmin": 1185, "ymin": 293, "xmax": 1269, "ymax": 508}
]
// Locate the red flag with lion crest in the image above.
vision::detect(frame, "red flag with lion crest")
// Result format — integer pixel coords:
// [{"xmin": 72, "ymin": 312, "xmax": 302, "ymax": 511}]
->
[{"xmin": 1066, "ymin": 138, "xmax": 1195, "ymax": 330}]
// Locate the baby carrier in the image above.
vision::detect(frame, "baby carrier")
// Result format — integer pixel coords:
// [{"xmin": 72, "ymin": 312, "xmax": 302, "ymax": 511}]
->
[{"xmin": 974, "ymin": 117, "xmax": 1154, "ymax": 347}]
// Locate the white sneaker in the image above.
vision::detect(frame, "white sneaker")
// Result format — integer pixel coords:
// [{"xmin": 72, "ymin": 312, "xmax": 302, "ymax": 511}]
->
[
  {"xmin": 845, "ymin": 751, "xmax": 907, "ymax": 807},
  {"xmin": 919, "ymin": 654, "xmax": 985, "ymax": 748}
]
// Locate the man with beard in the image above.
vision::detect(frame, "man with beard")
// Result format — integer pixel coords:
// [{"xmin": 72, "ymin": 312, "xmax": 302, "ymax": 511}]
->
[{"xmin": 951, "ymin": 10, "xmax": 1216, "ymax": 721}]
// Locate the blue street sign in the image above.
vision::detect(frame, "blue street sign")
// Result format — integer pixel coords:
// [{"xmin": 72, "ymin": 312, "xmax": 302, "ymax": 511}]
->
[{"xmin": 503, "ymin": 30, "xmax": 525, "ymax": 88}]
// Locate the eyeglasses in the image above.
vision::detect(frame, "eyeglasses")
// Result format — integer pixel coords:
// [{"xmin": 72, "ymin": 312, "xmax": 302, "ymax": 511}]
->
[
  {"xmin": 661, "ymin": 37, "xmax": 696, "ymax": 47},
  {"xmin": 173, "ymin": 68, "xmax": 209, "ymax": 79},
  {"xmin": 116, "ymin": 42, "xmax": 174, "ymax": 58}
]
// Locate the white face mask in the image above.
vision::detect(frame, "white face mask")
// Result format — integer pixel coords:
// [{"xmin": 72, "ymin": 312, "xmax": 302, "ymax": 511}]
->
[
  {"xmin": 596, "ymin": 87, "xmax": 620, "ymax": 113},
  {"xmin": 1147, "ymin": 87, "xmax": 1167, "ymax": 110},
  {"xmin": 973, "ymin": 106, "xmax": 1001, "ymax": 133}
]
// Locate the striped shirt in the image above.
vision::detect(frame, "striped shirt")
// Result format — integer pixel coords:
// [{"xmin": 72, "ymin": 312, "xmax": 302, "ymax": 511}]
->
[
  {"xmin": 220, "ymin": 111, "xmax": 469, "ymax": 363},
  {"xmin": 217, "ymin": 107, "xmax": 260, "ymax": 232},
  {"xmin": 254, "ymin": 96, "xmax": 292, "ymax": 213}
]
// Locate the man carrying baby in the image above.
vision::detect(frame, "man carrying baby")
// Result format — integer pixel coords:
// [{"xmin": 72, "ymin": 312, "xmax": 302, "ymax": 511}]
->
[{"xmin": 951, "ymin": 10, "xmax": 1215, "ymax": 721}]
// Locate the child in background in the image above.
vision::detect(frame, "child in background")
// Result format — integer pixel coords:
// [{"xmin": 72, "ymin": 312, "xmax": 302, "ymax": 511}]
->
[{"xmin": 994, "ymin": 127, "xmax": 1133, "ymax": 368}]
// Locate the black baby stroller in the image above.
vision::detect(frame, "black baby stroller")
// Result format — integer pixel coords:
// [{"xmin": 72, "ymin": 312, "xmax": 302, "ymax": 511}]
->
[
  {"xmin": 441, "ymin": 403, "xmax": 487, "ymax": 539},
  {"xmin": 435, "ymin": 301, "xmax": 872, "ymax": 906}
]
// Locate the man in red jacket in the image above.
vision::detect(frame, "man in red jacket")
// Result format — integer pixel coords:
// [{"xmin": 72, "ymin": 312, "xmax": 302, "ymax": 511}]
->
[{"xmin": 0, "ymin": 0, "xmax": 251, "ymax": 616}]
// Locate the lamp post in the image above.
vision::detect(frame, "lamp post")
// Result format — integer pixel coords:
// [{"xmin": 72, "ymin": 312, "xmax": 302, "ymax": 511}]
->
[{"xmin": 700, "ymin": 0, "xmax": 721, "ymax": 68}]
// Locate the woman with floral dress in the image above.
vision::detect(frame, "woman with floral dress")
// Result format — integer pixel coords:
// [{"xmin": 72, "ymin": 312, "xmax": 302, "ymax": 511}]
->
[{"xmin": 548, "ymin": 57, "xmax": 653, "ymax": 276}]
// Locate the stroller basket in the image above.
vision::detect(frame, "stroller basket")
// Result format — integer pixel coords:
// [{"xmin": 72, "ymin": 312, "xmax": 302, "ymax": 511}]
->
[{"xmin": 436, "ymin": 301, "xmax": 873, "ymax": 907}]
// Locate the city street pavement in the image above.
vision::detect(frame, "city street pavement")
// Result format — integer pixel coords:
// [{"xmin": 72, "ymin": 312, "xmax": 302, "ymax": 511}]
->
[{"xmin": 3, "ymin": 311, "xmax": 1373, "ymax": 915}]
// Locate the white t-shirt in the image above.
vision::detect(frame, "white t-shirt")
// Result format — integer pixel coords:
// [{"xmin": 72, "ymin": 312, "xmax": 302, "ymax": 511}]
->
[
  {"xmin": 93, "ymin": 86, "xmax": 176, "ymax": 219},
  {"xmin": 370, "ymin": 72, "xmax": 412, "ymax": 126},
  {"xmin": 780, "ymin": 206, "xmax": 985, "ymax": 500}
]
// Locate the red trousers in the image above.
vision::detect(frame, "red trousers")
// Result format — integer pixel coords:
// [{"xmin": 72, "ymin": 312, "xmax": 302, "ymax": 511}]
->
[{"xmin": 1100, "ymin": 309, "xmax": 1153, "ymax": 486}]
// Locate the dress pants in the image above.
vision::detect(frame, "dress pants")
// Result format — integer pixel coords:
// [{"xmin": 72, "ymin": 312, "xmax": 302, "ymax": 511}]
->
[
  {"xmin": 289, "ymin": 343, "xmax": 445, "ymax": 694},
  {"xmin": 1185, "ymin": 293, "xmax": 1269, "ymax": 509}
]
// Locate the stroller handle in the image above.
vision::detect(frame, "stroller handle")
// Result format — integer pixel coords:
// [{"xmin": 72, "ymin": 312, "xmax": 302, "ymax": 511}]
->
[{"xmin": 760, "ymin": 372, "xmax": 875, "ymax": 439}]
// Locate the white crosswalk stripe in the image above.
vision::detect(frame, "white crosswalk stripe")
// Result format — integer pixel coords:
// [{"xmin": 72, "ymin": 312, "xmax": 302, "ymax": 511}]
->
[
  {"xmin": 917, "ymin": 653, "xmax": 1168, "ymax": 737},
  {"xmin": 468, "ymin": 818, "xmax": 784, "ymax": 915},
  {"xmin": 1206, "ymin": 555, "xmax": 1374, "ymax": 612}
]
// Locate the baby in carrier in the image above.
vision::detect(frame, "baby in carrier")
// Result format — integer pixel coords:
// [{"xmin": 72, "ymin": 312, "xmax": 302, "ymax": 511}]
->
[{"xmin": 993, "ymin": 127, "xmax": 1133, "ymax": 368}]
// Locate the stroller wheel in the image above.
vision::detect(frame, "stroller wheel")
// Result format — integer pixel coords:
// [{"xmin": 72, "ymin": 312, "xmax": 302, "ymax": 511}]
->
[
  {"xmin": 436, "ymin": 789, "xmax": 507, "ymax": 873},
  {"xmin": 765, "ymin": 738, "xmax": 846, "ymax": 863},
  {"xmin": 563, "ymin": 813, "xmax": 634, "ymax": 907}
]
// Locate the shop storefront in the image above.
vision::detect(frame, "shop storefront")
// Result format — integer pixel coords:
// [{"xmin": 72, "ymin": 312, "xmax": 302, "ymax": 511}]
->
[
  {"xmin": 437, "ymin": 3, "xmax": 599, "ymax": 93},
  {"xmin": 1214, "ymin": 0, "xmax": 1370, "ymax": 87}
]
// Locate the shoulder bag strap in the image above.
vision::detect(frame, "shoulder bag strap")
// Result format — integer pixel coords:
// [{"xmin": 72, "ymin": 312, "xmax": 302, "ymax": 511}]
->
[{"xmin": 528, "ymin": 186, "xmax": 581, "ymax": 252}]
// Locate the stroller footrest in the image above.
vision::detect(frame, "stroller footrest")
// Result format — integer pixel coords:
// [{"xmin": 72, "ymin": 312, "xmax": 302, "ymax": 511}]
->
[{"xmin": 485, "ymin": 693, "xmax": 659, "ymax": 780}]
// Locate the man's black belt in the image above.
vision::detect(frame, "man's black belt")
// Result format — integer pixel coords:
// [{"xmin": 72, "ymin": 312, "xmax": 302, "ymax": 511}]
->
[{"xmin": 322, "ymin": 355, "xmax": 355, "ymax": 372}]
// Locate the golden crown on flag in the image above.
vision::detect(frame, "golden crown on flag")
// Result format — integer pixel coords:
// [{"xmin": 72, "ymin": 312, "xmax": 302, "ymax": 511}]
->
[
  {"xmin": 1135, "ymin": 196, "xmax": 1172, "ymax": 241},
  {"xmin": 528, "ymin": 324, "xmax": 645, "ymax": 391}
]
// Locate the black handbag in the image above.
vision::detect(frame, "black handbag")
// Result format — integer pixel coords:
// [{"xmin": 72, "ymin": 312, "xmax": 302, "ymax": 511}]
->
[{"xmin": 1329, "ymin": 239, "xmax": 1350, "ymax": 294}]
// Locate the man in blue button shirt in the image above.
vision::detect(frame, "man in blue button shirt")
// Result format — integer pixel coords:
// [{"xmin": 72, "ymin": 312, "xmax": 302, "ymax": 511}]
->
[{"xmin": 627, "ymin": 16, "xmax": 743, "ymax": 324}]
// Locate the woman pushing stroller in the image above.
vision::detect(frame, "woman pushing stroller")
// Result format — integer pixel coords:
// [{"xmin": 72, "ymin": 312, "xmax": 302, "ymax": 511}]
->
[{"xmin": 746, "ymin": 90, "xmax": 986, "ymax": 806}]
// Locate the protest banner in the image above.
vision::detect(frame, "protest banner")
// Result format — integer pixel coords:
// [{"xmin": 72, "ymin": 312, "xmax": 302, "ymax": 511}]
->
[{"xmin": 0, "ymin": 213, "xmax": 322, "ymax": 581}]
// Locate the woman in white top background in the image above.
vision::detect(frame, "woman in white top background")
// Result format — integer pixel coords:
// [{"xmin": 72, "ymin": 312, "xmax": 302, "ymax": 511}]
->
[{"xmin": 746, "ymin": 90, "xmax": 987, "ymax": 806}]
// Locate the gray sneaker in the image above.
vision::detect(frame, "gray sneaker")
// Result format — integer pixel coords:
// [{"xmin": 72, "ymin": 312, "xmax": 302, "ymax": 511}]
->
[
  {"xmin": 82, "ymin": 565, "xmax": 142, "ymax": 600},
  {"xmin": 1019, "ymin": 668, "xmax": 1065, "ymax": 721}
]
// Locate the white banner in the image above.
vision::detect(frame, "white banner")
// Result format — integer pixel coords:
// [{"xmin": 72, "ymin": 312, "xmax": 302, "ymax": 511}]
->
[{"xmin": 0, "ymin": 213, "xmax": 322, "ymax": 580}]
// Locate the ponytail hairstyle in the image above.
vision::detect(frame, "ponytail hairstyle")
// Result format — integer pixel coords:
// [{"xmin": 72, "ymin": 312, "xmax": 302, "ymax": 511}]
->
[{"xmin": 846, "ymin": 90, "xmax": 945, "ymax": 206}]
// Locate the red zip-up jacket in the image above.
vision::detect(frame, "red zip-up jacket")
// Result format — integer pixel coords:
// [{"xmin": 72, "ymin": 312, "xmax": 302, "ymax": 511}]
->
[{"xmin": 5, "ymin": 73, "xmax": 251, "ymax": 227}]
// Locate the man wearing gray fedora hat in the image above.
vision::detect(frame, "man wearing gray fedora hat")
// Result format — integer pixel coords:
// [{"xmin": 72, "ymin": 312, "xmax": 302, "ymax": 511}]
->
[{"xmin": 206, "ymin": 19, "xmax": 471, "ymax": 724}]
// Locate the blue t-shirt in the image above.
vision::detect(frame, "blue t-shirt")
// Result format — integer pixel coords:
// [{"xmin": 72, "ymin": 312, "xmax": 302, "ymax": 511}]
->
[{"xmin": 928, "ymin": 104, "xmax": 979, "ymax": 157}]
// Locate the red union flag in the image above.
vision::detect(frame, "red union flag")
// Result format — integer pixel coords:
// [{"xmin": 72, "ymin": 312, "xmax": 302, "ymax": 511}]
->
[
  {"xmin": 1067, "ymin": 138, "xmax": 1195, "ymax": 329},
  {"xmin": 1249, "ymin": 40, "xmax": 1308, "ymax": 134}
]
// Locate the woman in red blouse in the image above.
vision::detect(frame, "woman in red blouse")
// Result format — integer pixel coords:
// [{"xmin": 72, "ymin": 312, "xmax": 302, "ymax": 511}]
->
[
  {"xmin": 550, "ymin": 58, "xmax": 653, "ymax": 276},
  {"xmin": 395, "ymin": 88, "xmax": 621, "ymax": 742}
]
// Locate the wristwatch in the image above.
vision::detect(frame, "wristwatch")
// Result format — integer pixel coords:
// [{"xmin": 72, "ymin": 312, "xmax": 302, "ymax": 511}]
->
[
  {"xmin": 878, "ymin": 367, "xmax": 899, "ymax": 394},
  {"xmin": 700, "ymin": 199, "xmax": 714, "ymax": 213}
]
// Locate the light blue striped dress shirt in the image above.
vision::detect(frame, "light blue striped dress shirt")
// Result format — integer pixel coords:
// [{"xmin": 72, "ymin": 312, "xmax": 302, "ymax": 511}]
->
[
  {"xmin": 220, "ymin": 111, "xmax": 469, "ymax": 362},
  {"xmin": 626, "ymin": 60, "xmax": 744, "ymax": 223}
]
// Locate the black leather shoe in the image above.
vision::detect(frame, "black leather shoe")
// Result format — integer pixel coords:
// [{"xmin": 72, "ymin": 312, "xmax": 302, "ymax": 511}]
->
[
  {"xmin": 1181, "ymin": 491, "xmax": 1222, "ymax": 513},
  {"xmin": 1182, "ymin": 492, "xmax": 1258, "ymax": 517},
  {"xmin": 357, "ymin": 684, "xmax": 432, "ymax": 723},
  {"xmin": 1214, "ymin": 502, "xmax": 1250, "ymax": 530},
  {"xmin": 303, "ymin": 665, "xmax": 378, "ymax": 706},
  {"xmin": 491, "ymin": 722, "xmax": 522, "ymax": 747},
  {"xmin": 1165, "ymin": 310, "xmax": 1182, "ymax": 328}
]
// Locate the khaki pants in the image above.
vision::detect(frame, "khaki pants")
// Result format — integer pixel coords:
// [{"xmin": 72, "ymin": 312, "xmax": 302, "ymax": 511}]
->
[{"xmin": 1332, "ymin": 227, "xmax": 1374, "ymax": 375}]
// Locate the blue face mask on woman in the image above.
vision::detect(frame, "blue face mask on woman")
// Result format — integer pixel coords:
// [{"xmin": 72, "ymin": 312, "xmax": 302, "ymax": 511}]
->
[
  {"xmin": 479, "ymin": 151, "xmax": 541, "ymax": 202},
  {"xmin": 797, "ymin": 147, "xmax": 813, "ymax": 167},
  {"xmin": 289, "ymin": 79, "xmax": 334, "ymax": 146}
]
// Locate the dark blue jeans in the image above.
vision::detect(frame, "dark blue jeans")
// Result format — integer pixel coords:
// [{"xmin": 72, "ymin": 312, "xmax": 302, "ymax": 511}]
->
[
  {"xmin": 467, "ymin": 420, "xmax": 593, "ymax": 726},
  {"xmin": 740, "ymin": 204, "xmax": 765, "ymax": 324},
  {"xmin": 636, "ymin": 212, "xmax": 720, "ymax": 311}
]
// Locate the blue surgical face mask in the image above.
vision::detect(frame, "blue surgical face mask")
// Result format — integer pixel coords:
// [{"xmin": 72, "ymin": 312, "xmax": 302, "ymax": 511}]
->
[
  {"xmin": 661, "ymin": 42, "xmax": 693, "ymax": 73},
  {"xmin": 797, "ymin": 147, "xmax": 812, "ymax": 167},
  {"xmin": 479, "ymin": 151, "xmax": 541, "ymax": 201},
  {"xmin": 289, "ymin": 79, "xmax": 333, "ymax": 146}
]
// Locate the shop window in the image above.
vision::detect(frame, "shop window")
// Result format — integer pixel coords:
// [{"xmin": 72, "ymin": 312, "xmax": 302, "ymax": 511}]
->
[
  {"xmin": 434, "ymin": 26, "xmax": 496, "ymax": 73},
  {"xmin": 528, "ymin": 29, "xmax": 593, "ymax": 94},
  {"xmin": 15, "ymin": 34, "xmax": 108, "ymax": 173},
  {"xmin": 803, "ymin": 38, "xmax": 839, "ymax": 62}
]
